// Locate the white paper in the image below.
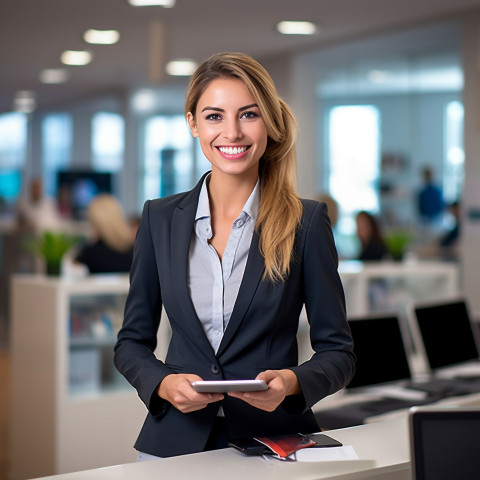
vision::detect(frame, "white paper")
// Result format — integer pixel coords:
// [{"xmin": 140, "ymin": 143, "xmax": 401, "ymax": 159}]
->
[{"xmin": 294, "ymin": 445, "xmax": 359, "ymax": 462}]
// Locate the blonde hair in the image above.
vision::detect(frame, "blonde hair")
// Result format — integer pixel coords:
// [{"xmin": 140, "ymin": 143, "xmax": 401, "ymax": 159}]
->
[
  {"xmin": 87, "ymin": 194, "xmax": 133, "ymax": 253},
  {"xmin": 185, "ymin": 52, "xmax": 302, "ymax": 282}
]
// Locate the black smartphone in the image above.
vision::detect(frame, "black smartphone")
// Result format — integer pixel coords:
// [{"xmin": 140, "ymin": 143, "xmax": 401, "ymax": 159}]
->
[
  {"xmin": 228, "ymin": 438, "xmax": 273, "ymax": 456},
  {"xmin": 301, "ymin": 433, "xmax": 343, "ymax": 448}
]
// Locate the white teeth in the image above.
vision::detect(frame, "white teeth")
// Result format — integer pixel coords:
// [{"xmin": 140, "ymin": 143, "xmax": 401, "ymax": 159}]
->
[{"xmin": 218, "ymin": 146, "xmax": 247, "ymax": 155}]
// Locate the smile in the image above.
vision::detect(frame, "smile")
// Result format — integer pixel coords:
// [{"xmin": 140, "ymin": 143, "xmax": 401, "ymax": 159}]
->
[{"xmin": 217, "ymin": 146, "xmax": 250, "ymax": 155}]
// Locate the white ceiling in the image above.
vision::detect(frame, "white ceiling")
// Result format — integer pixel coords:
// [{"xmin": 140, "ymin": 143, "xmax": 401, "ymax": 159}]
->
[{"xmin": 1, "ymin": 0, "xmax": 479, "ymax": 113}]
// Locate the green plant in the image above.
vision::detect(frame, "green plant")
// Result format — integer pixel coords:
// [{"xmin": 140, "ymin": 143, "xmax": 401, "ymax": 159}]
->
[
  {"xmin": 25, "ymin": 230, "xmax": 78, "ymax": 275},
  {"xmin": 384, "ymin": 229, "xmax": 413, "ymax": 261}
]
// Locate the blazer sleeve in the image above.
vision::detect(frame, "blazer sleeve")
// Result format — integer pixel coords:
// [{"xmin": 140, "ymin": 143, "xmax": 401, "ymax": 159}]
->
[
  {"xmin": 113, "ymin": 200, "xmax": 173, "ymax": 417},
  {"xmin": 289, "ymin": 201, "xmax": 355, "ymax": 410}
]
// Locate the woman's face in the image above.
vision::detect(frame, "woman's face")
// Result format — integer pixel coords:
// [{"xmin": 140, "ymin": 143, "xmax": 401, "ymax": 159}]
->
[
  {"xmin": 356, "ymin": 214, "xmax": 372, "ymax": 243},
  {"xmin": 187, "ymin": 77, "xmax": 268, "ymax": 180}
]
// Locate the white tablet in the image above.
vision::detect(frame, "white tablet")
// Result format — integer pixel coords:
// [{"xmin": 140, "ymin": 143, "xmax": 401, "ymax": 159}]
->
[{"xmin": 191, "ymin": 380, "xmax": 268, "ymax": 393}]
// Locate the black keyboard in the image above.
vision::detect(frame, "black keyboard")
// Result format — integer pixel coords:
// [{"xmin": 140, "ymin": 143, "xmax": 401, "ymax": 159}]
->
[
  {"xmin": 358, "ymin": 397, "xmax": 431, "ymax": 414},
  {"xmin": 405, "ymin": 378, "xmax": 480, "ymax": 397}
]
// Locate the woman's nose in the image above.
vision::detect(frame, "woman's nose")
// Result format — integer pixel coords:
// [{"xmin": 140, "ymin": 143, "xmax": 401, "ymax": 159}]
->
[{"xmin": 223, "ymin": 118, "xmax": 242, "ymax": 140}]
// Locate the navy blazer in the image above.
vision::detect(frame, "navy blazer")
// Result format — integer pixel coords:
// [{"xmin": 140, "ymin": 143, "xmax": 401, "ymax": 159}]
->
[{"xmin": 114, "ymin": 173, "xmax": 355, "ymax": 457}]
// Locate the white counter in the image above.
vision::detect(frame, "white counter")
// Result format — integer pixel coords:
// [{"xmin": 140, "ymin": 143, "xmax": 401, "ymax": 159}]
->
[{"xmin": 31, "ymin": 418, "xmax": 411, "ymax": 480}]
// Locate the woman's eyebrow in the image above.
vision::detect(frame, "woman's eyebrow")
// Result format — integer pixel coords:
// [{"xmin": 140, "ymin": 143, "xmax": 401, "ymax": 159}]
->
[{"xmin": 201, "ymin": 103, "xmax": 258, "ymax": 113}]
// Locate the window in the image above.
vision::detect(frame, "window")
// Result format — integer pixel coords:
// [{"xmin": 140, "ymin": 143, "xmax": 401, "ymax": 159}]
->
[
  {"xmin": 91, "ymin": 112, "xmax": 124, "ymax": 172},
  {"xmin": 327, "ymin": 105, "xmax": 381, "ymax": 257},
  {"xmin": 0, "ymin": 112, "xmax": 27, "ymax": 206},
  {"xmin": 143, "ymin": 115, "xmax": 194, "ymax": 203},
  {"xmin": 444, "ymin": 101, "xmax": 464, "ymax": 203},
  {"xmin": 42, "ymin": 113, "xmax": 72, "ymax": 195}
]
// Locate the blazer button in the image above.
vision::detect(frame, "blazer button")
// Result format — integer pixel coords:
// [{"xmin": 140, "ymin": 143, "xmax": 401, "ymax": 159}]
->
[{"xmin": 211, "ymin": 364, "xmax": 220, "ymax": 374}]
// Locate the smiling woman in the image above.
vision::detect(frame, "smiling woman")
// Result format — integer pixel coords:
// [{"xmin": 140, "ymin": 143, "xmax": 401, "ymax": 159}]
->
[
  {"xmin": 114, "ymin": 52, "xmax": 355, "ymax": 459},
  {"xmin": 186, "ymin": 77, "xmax": 268, "ymax": 188}
]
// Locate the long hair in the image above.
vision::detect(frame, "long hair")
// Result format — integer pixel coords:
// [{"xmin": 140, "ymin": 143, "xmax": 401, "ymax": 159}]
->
[
  {"xmin": 185, "ymin": 52, "xmax": 302, "ymax": 282},
  {"xmin": 87, "ymin": 194, "xmax": 133, "ymax": 253}
]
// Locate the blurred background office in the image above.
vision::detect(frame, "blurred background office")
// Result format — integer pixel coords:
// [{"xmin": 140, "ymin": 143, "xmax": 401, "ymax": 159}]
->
[{"xmin": 3, "ymin": 1, "xmax": 480, "ymax": 479}]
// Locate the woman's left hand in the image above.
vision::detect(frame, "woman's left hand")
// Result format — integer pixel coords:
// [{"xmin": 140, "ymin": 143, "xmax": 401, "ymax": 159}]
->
[{"xmin": 228, "ymin": 369, "xmax": 300, "ymax": 412}]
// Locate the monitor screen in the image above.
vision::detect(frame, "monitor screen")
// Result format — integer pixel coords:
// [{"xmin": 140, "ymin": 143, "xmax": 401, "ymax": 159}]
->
[
  {"xmin": 0, "ymin": 169, "xmax": 22, "ymax": 205},
  {"xmin": 347, "ymin": 315, "xmax": 412, "ymax": 389},
  {"xmin": 410, "ymin": 408, "xmax": 480, "ymax": 480},
  {"xmin": 414, "ymin": 301, "xmax": 479, "ymax": 370},
  {"xmin": 56, "ymin": 170, "xmax": 112, "ymax": 219}
]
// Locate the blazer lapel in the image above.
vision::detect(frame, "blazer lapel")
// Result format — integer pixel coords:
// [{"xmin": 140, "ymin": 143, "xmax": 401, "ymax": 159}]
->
[
  {"xmin": 170, "ymin": 174, "xmax": 215, "ymax": 355},
  {"xmin": 216, "ymin": 231, "xmax": 265, "ymax": 358}
]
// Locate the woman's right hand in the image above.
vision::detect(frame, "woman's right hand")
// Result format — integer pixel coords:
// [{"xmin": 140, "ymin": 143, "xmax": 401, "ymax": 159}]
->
[{"xmin": 157, "ymin": 374, "xmax": 224, "ymax": 413}]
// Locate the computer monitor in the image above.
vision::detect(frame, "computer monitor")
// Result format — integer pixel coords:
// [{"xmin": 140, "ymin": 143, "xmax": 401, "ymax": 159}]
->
[
  {"xmin": 413, "ymin": 300, "xmax": 480, "ymax": 371},
  {"xmin": 347, "ymin": 314, "xmax": 412, "ymax": 390},
  {"xmin": 0, "ymin": 169, "xmax": 22, "ymax": 206},
  {"xmin": 409, "ymin": 407, "xmax": 480, "ymax": 480},
  {"xmin": 56, "ymin": 170, "xmax": 112, "ymax": 219}
]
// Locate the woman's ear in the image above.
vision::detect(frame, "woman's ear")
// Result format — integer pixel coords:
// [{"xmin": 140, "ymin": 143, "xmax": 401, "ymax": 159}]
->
[{"xmin": 186, "ymin": 112, "xmax": 199, "ymax": 138}]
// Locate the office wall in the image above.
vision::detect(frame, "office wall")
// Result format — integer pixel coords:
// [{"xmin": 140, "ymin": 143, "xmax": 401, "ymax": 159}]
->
[{"xmin": 460, "ymin": 13, "xmax": 480, "ymax": 315}]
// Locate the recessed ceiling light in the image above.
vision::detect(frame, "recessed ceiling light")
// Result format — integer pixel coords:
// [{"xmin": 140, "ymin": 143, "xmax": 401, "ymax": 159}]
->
[
  {"xmin": 84, "ymin": 29, "xmax": 120, "ymax": 45},
  {"xmin": 166, "ymin": 60, "xmax": 198, "ymax": 76},
  {"xmin": 39, "ymin": 68, "xmax": 69, "ymax": 84},
  {"xmin": 127, "ymin": 0, "xmax": 175, "ymax": 6},
  {"xmin": 368, "ymin": 70, "xmax": 389, "ymax": 84},
  {"xmin": 276, "ymin": 21, "xmax": 318, "ymax": 35},
  {"xmin": 61, "ymin": 50, "xmax": 93, "ymax": 66},
  {"xmin": 13, "ymin": 90, "xmax": 36, "ymax": 113}
]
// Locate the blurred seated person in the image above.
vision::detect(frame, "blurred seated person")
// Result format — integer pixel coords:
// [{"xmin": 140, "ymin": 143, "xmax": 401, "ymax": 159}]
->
[
  {"xmin": 356, "ymin": 210, "xmax": 388, "ymax": 261},
  {"xmin": 439, "ymin": 200, "xmax": 460, "ymax": 249},
  {"xmin": 75, "ymin": 194, "xmax": 133, "ymax": 274},
  {"xmin": 416, "ymin": 200, "xmax": 461, "ymax": 261},
  {"xmin": 16, "ymin": 177, "xmax": 62, "ymax": 233}
]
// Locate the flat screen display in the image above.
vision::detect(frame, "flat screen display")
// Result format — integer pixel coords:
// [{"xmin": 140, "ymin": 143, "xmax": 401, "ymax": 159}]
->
[
  {"xmin": 57, "ymin": 170, "xmax": 112, "ymax": 219},
  {"xmin": 410, "ymin": 409, "xmax": 480, "ymax": 480},
  {"xmin": 347, "ymin": 315, "xmax": 412, "ymax": 389},
  {"xmin": 414, "ymin": 301, "xmax": 479, "ymax": 370}
]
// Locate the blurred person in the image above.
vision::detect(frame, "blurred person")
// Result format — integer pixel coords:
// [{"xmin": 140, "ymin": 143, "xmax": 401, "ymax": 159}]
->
[
  {"xmin": 75, "ymin": 194, "xmax": 133, "ymax": 274},
  {"xmin": 418, "ymin": 166, "xmax": 444, "ymax": 225},
  {"xmin": 416, "ymin": 200, "xmax": 461, "ymax": 261},
  {"xmin": 16, "ymin": 176, "xmax": 61, "ymax": 233},
  {"xmin": 439, "ymin": 200, "xmax": 460, "ymax": 250},
  {"xmin": 114, "ymin": 52, "xmax": 355, "ymax": 459},
  {"xmin": 356, "ymin": 210, "xmax": 388, "ymax": 261}
]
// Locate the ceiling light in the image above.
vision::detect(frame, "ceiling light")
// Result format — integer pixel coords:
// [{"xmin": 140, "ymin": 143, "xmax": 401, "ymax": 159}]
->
[
  {"xmin": 61, "ymin": 50, "xmax": 93, "ymax": 66},
  {"xmin": 276, "ymin": 21, "xmax": 318, "ymax": 35},
  {"xmin": 127, "ymin": 0, "xmax": 176, "ymax": 6},
  {"xmin": 166, "ymin": 60, "xmax": 198, "ymax": 76},
  {"xmin": 83, "ymin": 29, "xmax": 120, "ymax": 45},
  {"xmin": 39, "ymin": 68, "xmax": 69, "ymax": 84},
  {"xmin": 13, "ymin": 90, "xmax": 36, "ymax": 114},
  {"xmin": 132, "ymin": 88, "xmax": 157, "ymax": 112},
  {"xmin": 368, "ymin": 70, "xmax": 389, "ymax": 84}
]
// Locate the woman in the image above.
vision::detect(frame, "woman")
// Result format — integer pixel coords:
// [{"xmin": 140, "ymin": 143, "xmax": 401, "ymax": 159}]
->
[
  {"xmin": 355, "ymin": 210, "xmax": 388, "ymax": 261},
  {"xmin": 114, "ymin": 52, "xmax": 355, "ymax": 459},
  {"xmin": 75, "ymin": 194, "xmax": 134, "ymax": 273}
]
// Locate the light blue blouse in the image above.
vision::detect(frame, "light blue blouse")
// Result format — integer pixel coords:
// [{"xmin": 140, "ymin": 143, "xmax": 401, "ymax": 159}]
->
[{"xmin": 188, "ymin": 175, "xmax": 260, "ymax": 354}]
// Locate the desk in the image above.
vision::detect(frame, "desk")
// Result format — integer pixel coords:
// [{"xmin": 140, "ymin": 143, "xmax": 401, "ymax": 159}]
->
[{"xmin": 30, "ymin": 418, "xmax": 411, "ymax": 480}]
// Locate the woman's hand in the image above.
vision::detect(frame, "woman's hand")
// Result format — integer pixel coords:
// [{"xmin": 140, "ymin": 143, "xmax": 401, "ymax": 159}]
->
[
  {"xmin": 228, "ymin": 369, "xmax": 300, "ymax": 412},
  {"xmin": 157, "ymin": 374, "xmax": 224, "ymax": 413}
]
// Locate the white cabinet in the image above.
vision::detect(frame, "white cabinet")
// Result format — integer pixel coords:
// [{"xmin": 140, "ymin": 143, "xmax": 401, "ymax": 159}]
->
[{"xmin": 9, "ymin": 275, "xmax": 168, "ymax": 479}]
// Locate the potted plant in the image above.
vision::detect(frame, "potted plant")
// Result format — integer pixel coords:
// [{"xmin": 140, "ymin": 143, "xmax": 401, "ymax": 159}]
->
[
  {"xmin": 25, "ymin": 230, "xmax": 78, "ymax": 276},
  {"xmin": 384, "ymin": 229, "xmax": 413, "ymax": 261}
]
